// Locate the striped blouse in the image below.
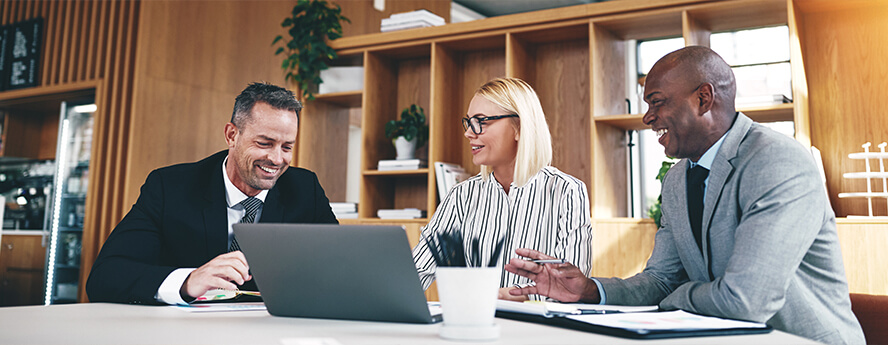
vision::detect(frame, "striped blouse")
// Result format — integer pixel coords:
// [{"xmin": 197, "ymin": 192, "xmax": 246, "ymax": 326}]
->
[{"xmin": 412, "ymin": 166, "xmax": 593, "ymax": 299}]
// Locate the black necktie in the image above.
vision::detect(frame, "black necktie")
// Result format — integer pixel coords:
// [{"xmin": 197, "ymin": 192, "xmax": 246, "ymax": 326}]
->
[
  {"xmin": 687, "ymin": 165, "xmax": 709, "ymax": 253},
  {"xmin": 229, "ymin": 197, "xmax": 263, "ymax": 252}
]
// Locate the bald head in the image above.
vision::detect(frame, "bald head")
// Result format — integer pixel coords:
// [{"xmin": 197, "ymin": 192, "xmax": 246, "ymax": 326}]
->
[
  {"xmin": 642, "ymin": 46, "xmax": 738, "ymax": 161},
  {"xmin": 648, "ymin": 46, "xmax": 737, "ymax": 117}
]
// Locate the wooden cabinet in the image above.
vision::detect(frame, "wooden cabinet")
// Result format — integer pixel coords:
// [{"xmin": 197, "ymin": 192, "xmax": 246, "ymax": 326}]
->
[{"xmin": 0, "ymin": 233, "xmax": 46, "ymax": 306}]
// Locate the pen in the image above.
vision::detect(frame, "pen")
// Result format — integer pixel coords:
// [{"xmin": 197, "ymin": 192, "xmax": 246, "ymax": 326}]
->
[{"xmin": 532, "ymin": 259, "xmax": 566, "ymax": 264}]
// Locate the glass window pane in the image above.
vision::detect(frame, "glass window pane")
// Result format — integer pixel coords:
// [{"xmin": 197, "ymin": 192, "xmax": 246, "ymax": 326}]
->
[
  {"xmin": 734, "ymin": 62, "xmax": 792, "ymax": 101},
  {"xmin": 711, "ymin": 26, "xmax": 790, "ymax": 66},
  {"xmin": 637, "ymin": 37, "xmax": 685, "ymax": 75}
]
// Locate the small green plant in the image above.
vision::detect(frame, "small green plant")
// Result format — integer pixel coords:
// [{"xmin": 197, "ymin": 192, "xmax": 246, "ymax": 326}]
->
[
  {"xmin": 272, "ymin": 0, "xmax": 350, "ymax": 100},
  {"xmin": 647, "ymin": 158, "xmax": 676, "ymax": 228},
  {"xmin": 385, "ymin": 105, "xmax": 429, "ymax": 148}
]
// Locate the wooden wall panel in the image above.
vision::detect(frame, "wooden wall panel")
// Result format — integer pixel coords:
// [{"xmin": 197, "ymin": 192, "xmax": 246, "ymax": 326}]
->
[
  {"xmin": 837, "ymin": 220, "xmax": 888, "ymax": 295},
  {"xmin": 0, "ymin": 0, "xmax": 140, "ymax": 302},
  {"xmin": 799, "ymin": 2, "xmax": 888, "ymax": 217}
]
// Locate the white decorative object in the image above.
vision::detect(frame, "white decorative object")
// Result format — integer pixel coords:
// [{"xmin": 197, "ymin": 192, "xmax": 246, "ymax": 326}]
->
[
  {"xmin": 393, "ymin": 136, "xmax": 417, "ymax": 160},
  {"xmin": 838, "ymin": 142, "xmax": 888, "ymax": 218},
  {"xmin": 436, "ymin": 267, "xmax": 501, "ymax": 341},
  {"xmin": 318, "ymin": 66, "xmax": 363, "ymax": 94}
]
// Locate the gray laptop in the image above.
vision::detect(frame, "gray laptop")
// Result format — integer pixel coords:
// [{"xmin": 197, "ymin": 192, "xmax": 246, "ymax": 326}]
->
[{"xmin": 233, "ymin": 223, "xmax": 442, "ymax": 324}]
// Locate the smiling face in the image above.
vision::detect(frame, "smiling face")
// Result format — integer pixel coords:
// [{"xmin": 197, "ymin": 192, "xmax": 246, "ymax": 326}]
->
[
  {"xmin": 224, "ymin": 101, "xmax": 298, "ymax": 196},
  {"xmin": 642, "ymin": 64, "xmax": 711, "ymax": 161},
  {"xmin": 464, "ymin": 94, "xmax": 519, "ymax": 175}
]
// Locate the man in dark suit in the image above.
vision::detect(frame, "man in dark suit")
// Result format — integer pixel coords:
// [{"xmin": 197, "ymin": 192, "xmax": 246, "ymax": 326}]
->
[
  {"xmin": 504, "ymin": 47, "xmax": 864, "ymax": 344},
  {"xmin": 87, "ymin": 82, "xmax": 337, "ymax": 305}
]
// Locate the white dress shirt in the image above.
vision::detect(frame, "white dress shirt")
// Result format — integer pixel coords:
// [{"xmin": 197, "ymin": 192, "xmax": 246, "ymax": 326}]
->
[{"xmin": 412, "ymin": 166, "xmax": 594, "ymax": 301}]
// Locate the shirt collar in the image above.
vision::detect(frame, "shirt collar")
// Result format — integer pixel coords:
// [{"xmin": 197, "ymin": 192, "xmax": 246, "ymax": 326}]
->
[
  {"xmin": 222, "ymin": 156, "xmax": 268, "ymax": 207},
  {"xmin": 690, "ymin": 132, "xmax": 727, "ymax": 170}
]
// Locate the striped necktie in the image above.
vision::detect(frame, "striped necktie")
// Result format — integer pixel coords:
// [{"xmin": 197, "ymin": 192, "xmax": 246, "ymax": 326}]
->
[{"xmin": 229, "ymin": 197, "xmax": 263, "ymax": 252}]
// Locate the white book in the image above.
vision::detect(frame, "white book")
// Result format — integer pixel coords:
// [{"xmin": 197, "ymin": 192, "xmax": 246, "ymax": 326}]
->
[
  {"xmin": 388, "ymin": 9, "xmax": 445, "ymax": 25},
  {"xmin": 377, "ymin": 208, "xmax": 425, "ymax": 219},
  {"xmin": 378, "ymin": 159, "xmax": 426, "ymax": 167},
  {"xmin": 381, "ymin": 17, "xmax": 443, "ymax": 27},
  {"xmin": 434, "ymin": 162, "xmax": 469, "ymax": 202},
  {"xmin": 380, "ymin": 21, "xmax": 436, "ymax": 32}
]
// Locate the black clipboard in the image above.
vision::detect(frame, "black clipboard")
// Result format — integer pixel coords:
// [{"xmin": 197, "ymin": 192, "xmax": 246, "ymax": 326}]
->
[{"xmin": 495, "ymin": 310, "xmax": 773, "ymax": 340}]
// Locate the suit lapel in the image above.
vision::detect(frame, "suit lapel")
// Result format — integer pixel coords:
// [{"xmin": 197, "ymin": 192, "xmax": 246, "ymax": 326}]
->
[
  {"xmin": 202, "ymin": 154, "xmax": 230, "ymax": 255},
  {"xmin": 259, "ymin": 186, "xmax": 284, "ymax": 223},
  {"xmin": 665, "ymin": 159, "xmax": 709, "ymax": 280},
  {"xmin": 701, "ymin": 113, "xmax": 752, "ymax": 279}
]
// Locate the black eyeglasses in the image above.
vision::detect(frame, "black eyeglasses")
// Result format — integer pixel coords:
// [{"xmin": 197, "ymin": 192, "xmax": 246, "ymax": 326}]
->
[{"xmin": 462, "ymin": 114, "xmax": 518, "ymax": 135}]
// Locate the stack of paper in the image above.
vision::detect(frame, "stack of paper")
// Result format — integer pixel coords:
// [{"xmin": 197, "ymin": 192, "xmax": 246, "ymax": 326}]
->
[
  {"xmin": 736, "ymin": 94, "xmax": 791, "ymax": 107},
  {"xmin": 377, "ymin": 208, "xmax": 426, "ymax": 219},
  {"xmin": 381, "ymin": 9, "xmax": 445, "ymax": 32},
  {"xmin": 330, "ymin": 202, "xmax": 358, "ymax": 219},
  {"xmin": 434, "ymin": 162, "xmax": 469, "ymax": 201},
  {"xmin": 378, "ymin": 159, "xmax": 427, "ymax": 171}
]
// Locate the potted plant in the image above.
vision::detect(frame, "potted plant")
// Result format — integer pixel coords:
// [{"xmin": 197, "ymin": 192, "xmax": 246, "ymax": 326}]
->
[
  {"xmin": 385, "ymin": 105, "xmax": 428, "ymax": 160},
  {"xmin": 272, "ymin": 0, "xmax": 350, "ymax": 100},
  {"xmin": 647, "ymin": 158, "xmax": 676, "ymax": 227}
]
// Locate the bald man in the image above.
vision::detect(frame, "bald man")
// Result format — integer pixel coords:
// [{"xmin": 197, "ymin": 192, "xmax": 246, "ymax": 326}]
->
[{"xmin": 505, "ymin": 46, "xmax": 864, "ymax": 344}]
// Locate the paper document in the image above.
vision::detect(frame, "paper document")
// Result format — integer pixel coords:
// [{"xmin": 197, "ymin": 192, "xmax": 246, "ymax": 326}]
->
[
  {"xmin": 172, "ymin": 302, "xmax": 266, "ymax": 313},
  {"xmin": 497, "ymin": 300, "xmax": 657, "ymax": 317},
  {"xmin": 567, "ymin": 310, "xmax": 767, "ymax": 332}
]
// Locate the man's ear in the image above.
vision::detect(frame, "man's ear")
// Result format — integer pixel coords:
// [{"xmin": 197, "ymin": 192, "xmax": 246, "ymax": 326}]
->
[
  {"xmin": 696, "ymin": 83, "xmax": 715, "ymax": 115},
  {"xmin": 224, "ymin": 122, "xmax": 238, "ymax": 147}
]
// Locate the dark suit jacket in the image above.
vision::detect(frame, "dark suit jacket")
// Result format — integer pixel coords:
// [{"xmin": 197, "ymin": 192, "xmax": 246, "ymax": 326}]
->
[{"xmin": 86, "ymin": 150, "xmax": 338, "ymax": 304}]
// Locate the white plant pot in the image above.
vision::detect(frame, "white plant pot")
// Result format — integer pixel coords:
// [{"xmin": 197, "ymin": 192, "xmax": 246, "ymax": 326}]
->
[{"xmin": 393, "ymin": 136, "xmax": 417, "ymax": 160}]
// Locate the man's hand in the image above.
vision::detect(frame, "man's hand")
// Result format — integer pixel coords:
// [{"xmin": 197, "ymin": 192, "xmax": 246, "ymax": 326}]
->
[
  {"xmin": 503, "ymin": 248, "xmax": 600, "ymax": 303},
  {"xmin": 498, "ymin": 287, "xmax": 528, "ymax": 301},
  {"xmin": 180, "ymin": 251, "xmax": 251, "ymax": 299}
]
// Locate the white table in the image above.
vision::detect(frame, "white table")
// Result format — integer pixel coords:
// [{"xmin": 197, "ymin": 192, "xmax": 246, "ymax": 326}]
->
[{"xmin": 0, "ymin": 303, "xmax": 819, "ymax": 344}]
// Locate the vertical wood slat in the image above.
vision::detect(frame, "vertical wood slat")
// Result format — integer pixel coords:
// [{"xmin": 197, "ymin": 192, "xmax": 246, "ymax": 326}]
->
[
  {"xmin": 57, "ymin": 0, "xmax": 73, "ymax": 84},
  {"xmin": 81, "ymin": 0, "xmax": 96, "ymax": 81},
  {"xmin": 67, "ymin": 0, "xmax": 83, "ymax": 83}
]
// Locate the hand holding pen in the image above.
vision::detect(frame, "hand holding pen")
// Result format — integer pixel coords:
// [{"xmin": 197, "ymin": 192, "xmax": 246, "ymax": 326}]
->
[{"xmin": 504, "ymin": 248, "xmax": 601, "ymax": 304}]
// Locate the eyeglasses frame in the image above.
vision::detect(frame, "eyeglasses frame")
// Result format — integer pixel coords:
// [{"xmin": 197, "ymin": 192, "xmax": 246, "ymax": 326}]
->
[{"xmin": 462, "ymin": 114, "xmax": 519, "ymax": 135}]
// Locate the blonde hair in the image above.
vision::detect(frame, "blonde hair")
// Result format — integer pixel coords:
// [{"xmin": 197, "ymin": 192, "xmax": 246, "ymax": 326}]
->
[{"xmin": 475, "ymin": 77, "xmax": 552, "ymax": 187}]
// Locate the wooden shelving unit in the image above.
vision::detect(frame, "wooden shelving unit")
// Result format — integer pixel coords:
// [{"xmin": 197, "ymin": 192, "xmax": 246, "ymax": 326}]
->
[{"xmin": 296, "ymin": 0, "xmax": 819, "ymax": 223}]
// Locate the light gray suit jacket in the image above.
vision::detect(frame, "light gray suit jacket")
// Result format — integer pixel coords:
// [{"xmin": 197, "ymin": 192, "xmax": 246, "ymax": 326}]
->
[{"xmin": 598, "ymin": 114, "xmax": 864, "ymax": 344}]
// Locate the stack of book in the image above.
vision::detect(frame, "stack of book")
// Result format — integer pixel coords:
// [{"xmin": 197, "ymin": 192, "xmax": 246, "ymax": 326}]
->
[
  {"xmin": 380, "ymin": 9, "xmax": 445, "ymax": 33},
  {"xmin": 378, "ymin": 159, "xmax": 427, "ymax": 171},
  {"xmin": 377, "ymin": 208, "xmax": 426, "ymax": 219},
  {"xmin": 330, "ymin": 202, "xmax": 358, "ymax": 219},
  {"xmin": 434, "ymin": 162, "xmax": 469, "ymax": 202}
]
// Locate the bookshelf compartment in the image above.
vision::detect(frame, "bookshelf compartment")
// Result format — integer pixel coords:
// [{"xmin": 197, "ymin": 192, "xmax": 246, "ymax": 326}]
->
[
  {"xmin": 359, "ymin": 174, "xmax": 429, "ymax": 219},
  {"xmin": 431, "ymin": 37, "xmax": 506, "ymax": 183},
  {"xmin": 508, "ymin": 25, "xmax": 592, "ymax": 198}
]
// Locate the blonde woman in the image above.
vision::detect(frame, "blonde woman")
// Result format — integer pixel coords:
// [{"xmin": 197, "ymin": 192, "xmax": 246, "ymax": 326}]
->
[{"xmin": 412, "ymin": 77, "xmax": 593, "ymax": 301}]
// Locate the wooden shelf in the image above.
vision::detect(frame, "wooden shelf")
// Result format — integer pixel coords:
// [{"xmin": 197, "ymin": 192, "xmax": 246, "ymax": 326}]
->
[
  {"xmin": 593, "ymin": 103, "xmax": 794, "ymax": 131},
  {"xmin": 595, "ymin": 114, "xmax": 648, "ymax": 131},
  {"xmin": 738, "ymin": 103, "xmax": 794, "ymax": 123},
  {"xmin": 363, "ymin": 168, "xmax": 430, "ymax": 176},
  {"xmin": 313, "ymin": 90, "xmax": 362, "ymax": 108}
]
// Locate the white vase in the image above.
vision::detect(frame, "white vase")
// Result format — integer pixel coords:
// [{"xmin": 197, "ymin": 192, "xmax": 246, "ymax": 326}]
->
[
  {"xmin": 436, "ymin": 266, "xmax": 501, "ymax": 341},
  {"xmin": 393, "ymin": 136, "xmax": 417, "ymax": 160}
]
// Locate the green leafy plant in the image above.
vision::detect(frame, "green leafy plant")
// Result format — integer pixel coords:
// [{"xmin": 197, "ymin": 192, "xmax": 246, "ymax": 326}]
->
[
  {"xmin": 385, "ymin": 105, "xmax": 429, "ymax": 148},
  {"xmin": 647, "ymin": 158, "xmax": 676, "ymax": 228},
  {"xmin": 272, "ymin": 0, "xmax": 350, "ymax": 100}
]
